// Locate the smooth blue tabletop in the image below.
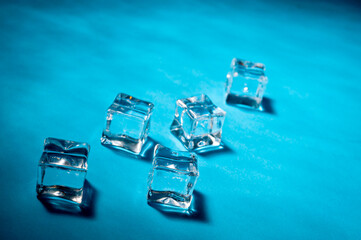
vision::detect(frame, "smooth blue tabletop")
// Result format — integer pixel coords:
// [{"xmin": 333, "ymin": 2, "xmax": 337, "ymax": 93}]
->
[{"xmin": 1, "ymin": 0, "xmax": 361, "ymax": 239}]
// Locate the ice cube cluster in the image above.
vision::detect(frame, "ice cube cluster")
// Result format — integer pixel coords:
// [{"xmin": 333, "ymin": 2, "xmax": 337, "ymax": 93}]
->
[{"xmin": 36, "ymin": 58, "xmax": 268, "ymax": 213}]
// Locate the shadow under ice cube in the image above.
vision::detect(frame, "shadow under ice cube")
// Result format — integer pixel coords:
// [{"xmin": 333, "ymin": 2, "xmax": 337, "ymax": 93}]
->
[
  {"xmin": 147, "ymin": 145, "xmax": 199, "ymax": 212},
  {"xmin": 170, "ymin": 94, "xmax": 226, "ymax": 152},
  {"xmin": 226, "ymin": 58, "xmax": 268, "ymax": 110},
  {"xmin": 101, "ymin": 93, "xmax": 154, "ymax": 155},
  {"xmin": 36, "ymin": 138, "xmax": 90, "ymax": 207}
]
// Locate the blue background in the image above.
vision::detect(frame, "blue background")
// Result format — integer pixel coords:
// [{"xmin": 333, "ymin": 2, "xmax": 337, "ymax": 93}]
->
[{"xmin": 0, "ymin": 0, "xmax": 361, "ymax": 239}]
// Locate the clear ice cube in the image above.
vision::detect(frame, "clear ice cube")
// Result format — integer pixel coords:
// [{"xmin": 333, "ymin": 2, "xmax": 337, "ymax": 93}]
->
[
  {"xmin": 170, "ymin": 94, "xmax": 226, "ymax": 152},
  {"xmin": 147, "ymin": 145, "xmax": 199, "ymax": 210},
  {"xmin": 101, "ymin": 93, "xmax": 154, "ymax": 155},
  {"xmin": 36, "ymin": 138, "xmax": 89, "ymax": 205},
  {"xmin": 226, "ymin": 58, "xmax": 268, "ymax": 109}
]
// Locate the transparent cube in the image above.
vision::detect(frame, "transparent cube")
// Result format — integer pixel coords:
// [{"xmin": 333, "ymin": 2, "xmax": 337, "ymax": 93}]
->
[
  {"xmin": 101, "ymin": 93, "xmax": 154, "ymax": 155},
  {"xmin": 170, "ymin": 94, "xmax": 226, "ymax": 152},
  {"xmin": 36, "ymin": 138, "xmax": 90, "ymax": 205},
  {"xmin": 226, "ymin": 58, "xmax": 268, "ymax": 109},
  {"xmin": 147, "ymin": 145, "xmax": 199, "ymax": 211}
]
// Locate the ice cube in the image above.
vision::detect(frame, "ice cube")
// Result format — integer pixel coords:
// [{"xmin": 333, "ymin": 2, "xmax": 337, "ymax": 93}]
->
[
  {"xmin": 226, "ymin": 58, "xmax": 268, "ymax": 110},
  {"xmin": 36, "ymin": 138, "xmax": 89, "ymax": 205},
  {"xmin": 170, "ymin": 94, "xmax": 226, "ymax": 152},
  {"xmin": 147, "ymin": 145, "xmax": 199, "ymax": 211},
  {"xmin": 101, "ymin": 93, "xmax": 154, "ymax": 155}
]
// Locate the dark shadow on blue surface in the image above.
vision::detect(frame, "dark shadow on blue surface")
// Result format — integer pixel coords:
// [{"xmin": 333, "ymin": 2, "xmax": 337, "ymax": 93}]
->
[
  {"xmin": 103, "ymin": 137, "xmax": 158, "ymax": 162},
  {"xmin": 38, "ymin": 180, "xmax": 97, "ymax": 218},
  {"xmin": 227, "ymin": 96, "xmax": 276, "ymax": 115},
  {"xmin": 196, "ymin": 142, "xmax": 234, "ymax": 157},
  {"xmin": 149, "ymin": 191, "xmax": 208, "ymax": 223},
  {"xmin": 261, "ymin": 97, "xmax": 276, "ymax": 115}
]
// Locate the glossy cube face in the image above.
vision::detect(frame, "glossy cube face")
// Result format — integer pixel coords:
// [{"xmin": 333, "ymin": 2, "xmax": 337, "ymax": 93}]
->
[
  {"xmin": 226, "ymin": 58, "xmax": 268, "ymax": 109},
  {"xmin": 101, "ymin": 93, "xmax": 154, "ymax": 155},
  {"xmin": 36, "ymin": 138, "xmax": 90, "ymax": 205},
  {"xmin": 147, "ymin": 145, "xmax": 199, "ymax": 210},
  {"xmin": 170, "ymin": 94, "xmax": 226, "ymax": 152}
]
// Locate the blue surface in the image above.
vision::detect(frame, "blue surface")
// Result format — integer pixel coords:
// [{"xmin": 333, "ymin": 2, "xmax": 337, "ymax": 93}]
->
[{"xmin": 1, "ymin": 0, "xmax": 361, "ymax": 239}]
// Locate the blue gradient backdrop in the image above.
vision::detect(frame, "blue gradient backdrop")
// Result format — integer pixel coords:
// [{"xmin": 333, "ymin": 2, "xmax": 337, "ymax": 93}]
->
[{"xmin": 0, "ymin": 0, "xmax": 360, "ymax": 239}]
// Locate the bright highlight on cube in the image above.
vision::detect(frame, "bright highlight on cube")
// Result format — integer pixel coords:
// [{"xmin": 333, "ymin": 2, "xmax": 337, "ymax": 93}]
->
[
  {"xmin": 170, "ymin": 94, "xmax": 226, "ymax": 152},
  {"xmin": 226, "ymin": 58, "xmax": 268, "ymax": 110},
  {"xmin": 147, "ymin": 145, "xmax": 199, "ymax": 211},
  {"xmin": 101, "ymin": 93, "xmax": 154, "ymax": 155},
  {"xmin": 36, "ymin": 138, "xmax": 90, "ymax": 205}
]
